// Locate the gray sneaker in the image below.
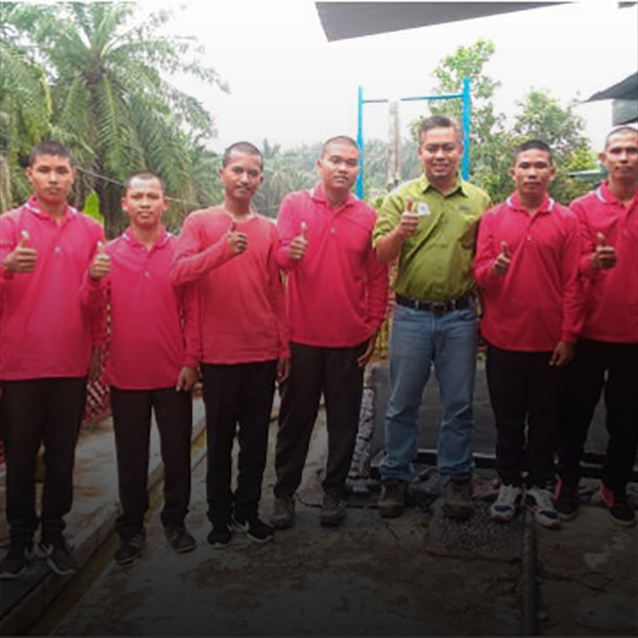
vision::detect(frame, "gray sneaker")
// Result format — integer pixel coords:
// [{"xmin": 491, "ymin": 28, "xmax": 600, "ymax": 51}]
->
[
  {"xmin": 320, "ymin": 493, "xmax": 346, "ymax": 527},
  {"xmin": 271, "ymin": 496, "xmax": 295, "ymax": 529},
  {"xmin": 443, "ymin": 475, "xmax": 474, "ymax": 520},
  {"xmin": 378, "ymin": 478, "xmax": 407, "ymax": 518},
  {"xmin": 39, "ymin": 535, "xmax": 77, "ymax": 575}
]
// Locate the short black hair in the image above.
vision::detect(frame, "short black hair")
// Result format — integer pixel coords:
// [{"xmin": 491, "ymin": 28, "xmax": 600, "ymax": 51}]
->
[
  {"xmin": 321, "ymin": 136, "xmax": 359, "ymax": 156},
  {"xmin": 123, "ymin": 171, "xmax": 166, "ymax": 194},
  {"xmin": 513, "ymin": 139, "xmax": 553, "ymax": 164},
  {"xmin": 28, "ymin": 141, "xmax": 73, "ymax": 167},
  {"xmin": 418, "ymin": 115, "xmax": 463, "ymax": 144},
  {"xmin": 604, "ymin": 126, "xmax": 638, "ymax": 149},
  {"xmin": 222, "ymin": 141, "xmax": 263, "ymax": 169}
]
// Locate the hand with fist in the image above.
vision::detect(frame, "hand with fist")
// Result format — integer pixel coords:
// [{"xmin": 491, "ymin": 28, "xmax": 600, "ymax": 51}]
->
[
  {"xmin": 493, "ymin": 240, "xmax": 511, "ymax": 276},
  {"xmin": 227, "ymin": 221, "xmax": 248, "ymax": 255},
  {"xmin": 590, "ymin": 232, "xmax": 616, "ymax": 270},
  {"xmin": 3, "ymin": 230, "xmax": 37, "ymax": 274},
  {"xmin": 398, "ymin": 197, "xmax": 419, "ymax": 238},
  {"xmin": 89, "ymin": 241, "xmax": 111, "ymax": 280},
  {"xmin": 289, "ymin": 220, "xmax": 308, "ymax": 262}
]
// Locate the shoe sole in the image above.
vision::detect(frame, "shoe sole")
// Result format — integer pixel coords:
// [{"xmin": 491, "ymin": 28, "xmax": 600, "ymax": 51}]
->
[
  {"xmin": 0, "ymin": 565, "xmax": 27, "ymax": 580},
  {"xmin": 608, "ymin": 514, "xmax": 636, "ymax": 528},
  {"xmin": 232, "ymin": 520, "xmax": 274, "ymax": 543},
  {"xmin": 378, "ymin": 505, "xmax": 405, "ymax": 519},
  {"xmin": 47, "ymin": 557, "xmax": 77, "ymax": 576},
  {"xmin": 555, "ymin": 508, "xmax": 578, "ymax": 522},
  {"xmin": 115, "ymin": 553, "xmax": 142, "ymax": 566},
  {"xmin": 172, "ymin": 542, "xmax": 196, "ymax": 553}
]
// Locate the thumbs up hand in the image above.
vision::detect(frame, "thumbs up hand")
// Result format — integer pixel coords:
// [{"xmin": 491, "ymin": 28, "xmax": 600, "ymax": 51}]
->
[
  {"xmin": 227, "ymin": 220, "xmax": 248, "ymax": 255},
  {"xmin": 89, "ymin": 240, "xmax": 111, "ymax": 280},
  {"xmin": 590, "ymin": 231, "xmax": 616, "ymax": 270},
  {"xmin": 2, "ymin": 229, "xmax": 37, "ymax": 274},
  {"xmin": 289, "ymin": 220, "xmax": 309, "ymax": 262},
  {"xmin": 493, "ymin": 240, "xmax": 512, "ymax": 276},
  {"xmin": 398, "ymin": 197, "xmax": 419, "ymax": 238}
]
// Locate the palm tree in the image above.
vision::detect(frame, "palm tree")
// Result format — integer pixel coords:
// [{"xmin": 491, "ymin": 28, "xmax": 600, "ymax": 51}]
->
[
  {"xmin": 0, "ymin": 3, "xmax": 52, "ymax": 211},
  {"xmin": 28, "ymin": 3, "xmax": 227, "ymax": 236}
]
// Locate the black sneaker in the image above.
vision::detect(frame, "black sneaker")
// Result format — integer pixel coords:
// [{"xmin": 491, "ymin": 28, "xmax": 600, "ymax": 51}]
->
[
  {"xmin": 232, "ymin": 513, "xmax": 274, "ymax": 543},
  {"xmin": 165, "ymin": 525, "xmax": 196, "ymax": 553},
  {"xmin": 600, "ymin": 484, "xmax": 636, "ymax": 528},
  {"xmin": 553, "ymin": 479, "xmax": 579, "ymax": 521},
  {"xmin": 207, "ymin": 520, "xmax": 232, "ymax": 548},
  {"xmin": 114, "ymin": 531, "xmax": 146, "ymax": 566},
  {"xmin": 320, "ymin": 493, "xmax": 346, "ymax": 527},
  {"xmin": 0, "ymin": 540, "xmax": 35, "ymax": 580},
  {"xmin": 39, "ymin": 535, "xmax": 77, "ymax": 576},
  {"xmin": 378, "ymin": 478, "xmax": 407, "ymax": 518}
]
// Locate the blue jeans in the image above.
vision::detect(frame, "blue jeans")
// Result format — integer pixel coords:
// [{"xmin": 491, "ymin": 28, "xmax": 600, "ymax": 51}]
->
[{"xmin": 380, "ymin": 302, "xmax": 478, "ymax": 484}]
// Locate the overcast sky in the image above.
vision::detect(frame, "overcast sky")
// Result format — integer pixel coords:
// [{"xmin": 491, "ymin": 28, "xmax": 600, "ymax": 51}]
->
[{"xmin": 143, "ymin": 0, "xmax": 637, "ymax": 154}]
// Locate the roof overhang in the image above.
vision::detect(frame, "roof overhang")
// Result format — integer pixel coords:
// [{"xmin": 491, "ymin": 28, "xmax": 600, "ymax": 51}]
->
[
  {"xmin": 586, "ymin": 72, "xmax": 638, "ymax": 125},
  {"xmin": 315, "ymin": 2, "xmax": 568, "ymax": 42}
]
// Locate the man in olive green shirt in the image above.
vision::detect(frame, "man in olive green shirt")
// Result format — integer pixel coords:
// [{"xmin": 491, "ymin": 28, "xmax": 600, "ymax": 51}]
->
[{"xmin": 373, "ymin": 115, "xmax": 491, "ymax": 520}]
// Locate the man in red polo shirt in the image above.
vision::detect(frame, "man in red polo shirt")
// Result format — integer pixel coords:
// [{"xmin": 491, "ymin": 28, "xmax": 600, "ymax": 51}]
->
[
  {"xmin": 555, "ymin": 126, "xmax": 638, "ymax": 527},
  {"xmin": 0, "ymin": 142, "xmax": 107, "ymax": 579},
  {"xmin": 99, "ymin": 172, "xmax": 200, "ymax": 565},
  {"xmin": 474, "ymin": 139, "xmax": 582, "ymax": 529},
  {"xmin": 171, "ymin": 142, "xmax": 289, "ymax": 547},
  {"xmin": 271, "ymin": 135, "xmax": 388, "ymax": 529}
]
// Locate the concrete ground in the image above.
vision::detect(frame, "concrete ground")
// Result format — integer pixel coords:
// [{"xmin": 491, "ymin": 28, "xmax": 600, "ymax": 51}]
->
[{"xmin": 1, "ymin": 395, "xmax": 636, "ymax": 636}]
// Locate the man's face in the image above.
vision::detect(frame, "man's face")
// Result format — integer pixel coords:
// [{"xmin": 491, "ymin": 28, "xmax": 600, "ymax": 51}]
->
[
  {"xmin": 218, "ymin": 151, "xmax": 263, "ymax": 203},
  {"xmin": 121, "ymin": 177, "xmax": 167, "ymax": 230},
  {"xmin": 600, "ymin": 131, "xmax": 638, "ymax": 183},
  {"xmin": 27, "ymin": 155, "xmax": 75, "ymax": 206},
  {"xmin": 317, "ymin": 142, "xmax": 359, "ymax": 192},
  {"xmin": 510, "ymin": 148, "xmax": 555, "ymax": 199},
  {"xmin": 418, "ymin": 127, "xmax": 462, "ymax": 183}
]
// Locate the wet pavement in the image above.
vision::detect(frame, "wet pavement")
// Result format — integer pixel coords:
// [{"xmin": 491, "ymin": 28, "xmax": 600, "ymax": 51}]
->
[{"xmin": 1, "ymin": 377, "xmax": 637, "ymax": 636}]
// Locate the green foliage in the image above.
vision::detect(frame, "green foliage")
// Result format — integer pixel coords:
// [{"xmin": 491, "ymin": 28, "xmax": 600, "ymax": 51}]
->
[{"xmin": 82, "ymin": 191, "xmax": 104, "ymax": 225}]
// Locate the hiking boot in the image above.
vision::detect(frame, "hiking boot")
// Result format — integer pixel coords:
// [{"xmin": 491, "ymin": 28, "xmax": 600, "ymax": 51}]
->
[
  {"xmin": 165, "ymin": 525, "xmax": 196, "ymax": 553},
  {"xmin": 378, "ymin": 478, "xmax": 407, "ymax": 518},
  {"xmin": 490, "ymin": 483, "xmax": 522, "ymax": 523},
  {"xmin": 233, "ymin": 513, "xmax": 274, "ymax": 543},
  {"xmin": 39, "ymin": 534, "xmax": 77, "ymax": 575},
  {"xmin": 114, "ymin": 531, "xmax": 146, "ymax": 566},
  {"xmin": 443, "ymin": 475, "xmax": 473, "ymax": 520},
  {"xmin": 526, "ymin": 487, "xmax": 560, "ymax": 529},
  {"xmin": 0, "ymin": 540, "xmax": 35, "ymax": 580},
  {"xmin": 207, "ymin": 518, "xmax": 232, "ymax": 548},
  {"xmin": 553, "ymin": 479, "xmax": 579, "ymax": 521},
  {"xmin": 600, "ymin": 484, "xmax": 636, "ymax": 528},
  {"xmin": 320, "ymin": 493, "xmax": 347, "ymax": 527},
  {"xmin": 271, "ymin": 496, "xmax": 295, "ymax": 530}
]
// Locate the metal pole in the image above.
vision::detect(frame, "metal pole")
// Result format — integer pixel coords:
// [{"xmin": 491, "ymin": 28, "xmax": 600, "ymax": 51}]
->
[
  {"xmin": 462, "ymin": 77, "xmax": 471, "ymax": 180},
  {"xmin": 356, "ymin": 85, "xmax": 364, "ymax": 199}
]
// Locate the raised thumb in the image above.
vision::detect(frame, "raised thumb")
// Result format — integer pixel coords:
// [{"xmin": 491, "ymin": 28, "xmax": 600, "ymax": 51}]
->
[
  {"xmin": 301, "ymin": 221, "xmax": 308, "ymax": 240},
  {"xmin": 597, "ymin": 232, "xmax": 606, "ymax": 247},
  {"xmin": 405, "ymin": 197, "xmax": 413, "ymax": 213},
  {"xmin": 500, "ymin": 240, "xmax": 510, "ymax": 258},
  {"xmin": 230, "ymin": 221, "xmax": 237, "ymax": 233},
  {"xmin": 19, "ymin": 229, "xmax": 30, "ymax": 247}
]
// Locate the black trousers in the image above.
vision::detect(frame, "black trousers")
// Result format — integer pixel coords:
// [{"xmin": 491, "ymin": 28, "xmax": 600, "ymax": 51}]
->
[
  {"xmin": 110, "ymin": 386, "xmax": 193, "ymax": 539},
  {"xmin": 202, "ymin": 361, "xmax": 277, "ymax": 522},
  {"xmin": 0, "ymin": 377, "xmax": 87, "ymax": 543},
  {"xmin": 274, "ymin": 341, "xmax": 366, "ymax": 499},
  {"xmin": 486, "ymin": 344, "xmax": 563, "ymax": 488},
  {"xmin": 557, "ymin": 338, "xmax": 638, "ymax": 492}
]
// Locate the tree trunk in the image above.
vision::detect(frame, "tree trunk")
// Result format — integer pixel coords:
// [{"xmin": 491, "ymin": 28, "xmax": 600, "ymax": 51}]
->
[{"xmin": 94, "ymin": 178, "xmax": 126, "ymax": 239}]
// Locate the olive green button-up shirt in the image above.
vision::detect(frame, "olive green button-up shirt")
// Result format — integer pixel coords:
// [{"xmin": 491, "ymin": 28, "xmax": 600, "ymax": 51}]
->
[{"xmin": 373, "ymin": 174, "xmax": 491, "ymax": 302}]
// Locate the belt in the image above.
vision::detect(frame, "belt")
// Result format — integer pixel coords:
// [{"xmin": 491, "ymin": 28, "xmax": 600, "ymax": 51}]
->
[{"xmin": 395, "ymin": 293, "xmax": 472, "ymax": 315}]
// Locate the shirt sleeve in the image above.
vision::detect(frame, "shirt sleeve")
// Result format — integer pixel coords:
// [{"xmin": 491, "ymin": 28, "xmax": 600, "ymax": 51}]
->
[
  {"xmin": 177, "ymin": 280, "xmax": 201, "ymax": 368},
  {"xmin": 560, "ymin": 211, "xmax": 585, "ymax": 344},
  {"xmin": 372, "ymin": 189, "xmax": 403, "ymax": 246},
  {"xmin": 266, "ymin": 225, "xmax": 290, "ymax": 358},
  {"xmin": 276, "ymin": 193, "xmax": 303, "ymax": 271},
  {"xmin": 473, "ymin": 209, "xmax": 502, "ymax": 291},
  {"xmin": 364, "ymin": 218, "xmax": 389, "ymax": 330},
  {"xmin": 170, "ymin": 213, "xmax": 235, "ymax": 285},
  {"xmin": 0, "ymin": 212, "xmax": 18, "ymax": 282}
]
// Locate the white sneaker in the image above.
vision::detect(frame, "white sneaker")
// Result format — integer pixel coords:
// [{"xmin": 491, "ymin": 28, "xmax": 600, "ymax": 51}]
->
[
  {"xmin": 490, "ymin": 483, "xmax": 522, "ymax": 522},
  {"xmin": 526, "ymin": 487, "xmax": 560, "ymax": 529}
]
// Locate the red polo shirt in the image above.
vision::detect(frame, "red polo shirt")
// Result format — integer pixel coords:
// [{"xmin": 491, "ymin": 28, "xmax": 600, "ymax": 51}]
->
[
  {"xmin": 276, "ymin": 185, "xmax": 388, "ymax": 348},
  {"xmin": 170, "ymin": 208, "xmax": 288, "ymax": 364},
  {"xmin": 100, "ymin": 228, "xmax": 200, "ymax": 390},
  {"xmin": 572, "ymin": 182, "xmax": 638, "ymax": 343},
  {"xmin": 0, "ymin": 197, "xmax": 105, "ymax": 380},
  {"xmin": 474, "ymin": 193, "xmax": 583, "ymax": 351}
]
